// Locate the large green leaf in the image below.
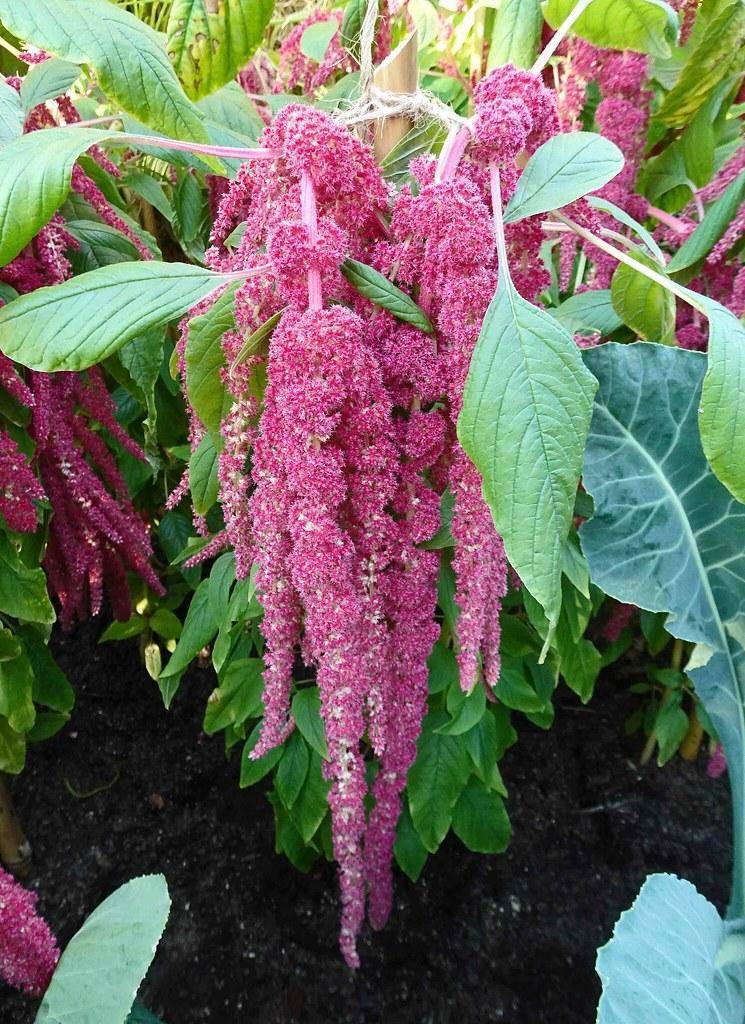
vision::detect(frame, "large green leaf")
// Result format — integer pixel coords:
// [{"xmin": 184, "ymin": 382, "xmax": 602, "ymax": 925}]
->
[
  {"xmin": 451, "ymin": 777, "xmax": 511, "ymax": 853},
  {"xmin": 19, "ymin": 56, "xmax": 80, "ymax": 111},
  {"xmin": 189, "ymin": 431, "xmax": 220, "ymax": 515},
  {"xmin": 203, "ymin": 657, "xmax": 263, "ymax": 734},
  {"xmin": 610, "ymin": 251, "xmax": 676, "ymax": 343},
  {"xmin": 166, "ymin": 0, "xmax": 273, "ymax": 100},
  {"xmin": 596, "ymin": 873, "xmax": 745, "ymax": 1024},
  {"xmin": 580, "ymin": 342, "xmax": 745, "ymax": 915},
  {"xmin": 0, "ymin": 534, "xmax": 55, "ymax": 624},
  {"xmin": 503, "ymin": 132, "xmax": 624, "ymax": 224},
  {"xmin": 459, "ymin": 274, "xmax": 597, "ymax": 631},
  {"xmin": 549, "ymin": 290, "xmax": 624, "ymax": 337},
  {"xmin": 487, "ymin": 0, "xmax": 542, "ymax": 68},
  {"xmin": 0, "ymin": 0, "xmax": 207, "ymax": 141},
  {"xmin": 0, "ymin": 126, "xmax": 105, "ymax": 265},
  {"xmin": 159, "ymin": 579, "xmax": 219, "ymax": 704},
  {"xmin": 656, "ymin": 1, "xmax": 745, "ymax": 128},
  {"xmin": 543, "ymin": 0, "xmax": 679, "ymax": 57},
  {"xmin": 407, "ymin": 710, "xmax": 471, "ymax": 852},
  {"xmin": 36, "ymin": 875, "xmax": 171, "ymax": 1024},
  {"xmin": 699, "ymin": 299, "xmax": 745, "ymax": 506},
  {"xmin": 185, "ymin": 281, "xmax": 238, "ymax": 439},
  {"xmin": 0, "ymin": 262, "xmax": 231, "ymax": 372},
  {"xmin": 0, "ymin": 79, "xmax": 23, "ymax": 143}
]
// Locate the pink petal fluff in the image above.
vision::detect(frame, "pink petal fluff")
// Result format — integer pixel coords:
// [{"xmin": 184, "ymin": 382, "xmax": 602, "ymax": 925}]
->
[{"xmin": 0, "ymin": 867, "xmax": 59, "ymax": 997}]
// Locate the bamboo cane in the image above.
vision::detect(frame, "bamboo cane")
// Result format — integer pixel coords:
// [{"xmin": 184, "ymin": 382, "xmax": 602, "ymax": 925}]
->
[
  {"xmin": 0, "ymin": 777, "xmax": 31, "ymax": 877},
  {"xmin": 373, "ymin": 30, "xmax": 419, "ymax": 163}
]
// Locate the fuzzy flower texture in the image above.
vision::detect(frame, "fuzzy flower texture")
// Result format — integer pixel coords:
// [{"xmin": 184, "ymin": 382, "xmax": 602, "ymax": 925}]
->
[
  {"xmin": 173, "ymin": 66, "xmax": 560, "ymax": 967},
  {"xmin": 0, "ymin": 55, "xmax": 162, "ymax": 625},
  {"xmin": 0, "ymin": 866, "xmax": 59, "ymax": 997}
]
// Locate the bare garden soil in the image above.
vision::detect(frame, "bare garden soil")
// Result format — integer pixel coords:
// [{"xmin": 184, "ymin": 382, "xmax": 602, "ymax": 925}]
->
[{"xmin": 2, "ymin": 622, "xmax": 731, "ymax": 1024}]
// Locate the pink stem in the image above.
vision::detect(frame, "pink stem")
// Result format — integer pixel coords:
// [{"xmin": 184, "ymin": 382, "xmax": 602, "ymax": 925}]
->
[
  {"xmin": 489, "ymin": 161, "xmax": 510, "ymax": 280},
  {"xmin": 434, "ymin": 125, "xmax": 472, "ymax": 184},
  {"xmin": 301, "ymin": 170, "xmax": 322, "ymax": 311},
  {"xmin": 647, "ymin": 203, "xmax": 688, "ymax": 235},
  {"xmin": 111, "ymin": 133, "xmax": 279, "ymax": 162}
]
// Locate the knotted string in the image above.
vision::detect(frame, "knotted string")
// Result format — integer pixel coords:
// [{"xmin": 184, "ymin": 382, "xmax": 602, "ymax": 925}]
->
[{"xmin": 334, "ymin": 0, "xmax": 469, "ymax": 131}]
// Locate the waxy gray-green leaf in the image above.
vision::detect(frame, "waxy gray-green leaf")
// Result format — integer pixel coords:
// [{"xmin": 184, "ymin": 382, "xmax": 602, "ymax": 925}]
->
[
  {"xmin": 543, "ymin": 0, "xmax": 679, "ymax": 57},
  {"xmin": 596, "ymin": 873, "xmax": 745, "ymax": 1024},
  {"xmin": 0, "ymin": 262, "xmax": 232, "ymax": 372},
  {"xmin": 35, "ymin": 875, "xmax": 171, "ymax": 1024},
  {"xmin": 459, "ymin": 275, "xmax": 597, "ymax": 631},
  {"xmin": 503, "ymin": 132, "xmax": 624, "ymax": 224},
  {"xmin": 0, "ymin": 0, "xmax": 208, "ymax": 142},
  {"xmin": 166, "ymin": 0, "xmax": 274, "ymax": 100},
  {"xmin": 580, "ymin": 342, "xmax": 745, "ymax": 914}
]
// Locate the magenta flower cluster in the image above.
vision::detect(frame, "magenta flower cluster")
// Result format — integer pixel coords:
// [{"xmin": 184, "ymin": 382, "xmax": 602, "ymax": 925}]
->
[
  {"xmin": 170, "ymin": 66, "xmax": 562, "ymax": 966},
  {"xmin": 0, "ymin": 866, "xmax": 59, "ymax": 997}
]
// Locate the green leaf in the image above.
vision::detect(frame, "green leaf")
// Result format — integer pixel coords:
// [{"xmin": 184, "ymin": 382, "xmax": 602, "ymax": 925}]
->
[
  {"xmin": 292, "ymin": 687, "xmax": 328, "ymax": 760},
  {"xmin": 166, "ymin": 0, "xmax": 273, "ymax": 100},
  {"xmin": 341, "ymin": 259, "xmax": 434, "ymax": 333},
  {"xmin": 380, "ymin": 120, "xmax": 447, "ymax": 187},
  {"xmin": 149, "ymin": 608, "xmax": 182, "ymax": 641},
  {"xmin": 99, "ymin": 615, "xmax": 147, "ymax": 642},
  {"xmin": 196, "ymin": 82, "xmax": 263, "ymax": 143},
  {"xmin": 596, "ymin": 874, "xmax": 745, "ymax": 1024},
  {"xmin": 207, "ymin": 551, "xmax": 236, "ymax": 619},
  {"xmin": 118, "ymin": 328, "xmax": 164, "ymax": 458},
  {"xmin": 610, "ymin": 251, "xmax": 676, "ymax": 343},
  {"xmin": 300, "ymin": 18, "xmax": 338, "ymax": 62},
  {"xmin": 19, "ymin": 57, "xmax": 80, "ymax": 111},
  {"xmin": 0, "ymin": 79, "xmax": 23, "ymax": 143},
  {"xmin": 427, "ymin": 640, "xmax": 458, "ymax": 694},
  {"xmin": 549, "ymin": 290, "xmax": 624, "ymax": 337},
  {"xmin": 0, "ymin": 534, "xmax": 55, "ymax": 624},
  {"xmin": 204, "ymin": 657, "xmax": 263, "ymax": 734},
  {"xmin": 0, "ymin": 0, "xmax": 208, "ymax": 142},
  {"xmin": 0, "ymin": 717, "xmax": 25, "ymax": 774},
  {"xmin": 289, "ymin": 750, "xmax": 330, "ymax": 843},
  {"xmin": 275, "ymin": 730, "xmax": 310, "ymax": 810},
  {"xmin": 35, "ymin": 875, "xmax": 171, "ymax": 1024},
  {"xmin": 497, "ymin": 657, "xmax": 547, "ymax": 713},
  {"xmin": 458, "ymin": 273, "xmax": 597, "ymax": 632},
  {"xmin": 0, "ymin": 653, "xmax": 35, "ymax": 733},
  {"xmin": 558, "ymin": 631, "xmax": 601, "ymax": 703},
  {"xmin": 666, "ymin": 171, "xmax": 745, "ymax": 273},
  {"xmin": 463, "ymin": 711, "xmax": 499, "ymax": 782},
  {"xmin": 394, "ymin": 802, "xmax": 428, "ymax": 882},
  {"xmin": 240, "ymin": 721, "xmax": 283, "ymax": 787},
  {"xmin": 0, "ymin": 261, "xmax": 231, "ymax": 372},
  {"xmin": 652, "ymin": 693, "xmax": 689, "ymax": 764},
  {"xmin": 341, "ymin": 0, "xmax": 371, "ymax": 61},
  {"xmin": 579, "ymin": 341, "xmax": 745, "ymax": 915},
  {"xmin": 185, "ymin": 281, "xmax": 238, "ymax": 438},
  {"xmin": 543, "ymin": 0, "xmax": 679, "ymax": 57},
  {"xmin": 0, "ymin": 126, "xmax": 108, "ymax": 265},
  {"xmin": 504, "ymin": 132, "xmax": 624, "ymax": 224},
  {"xmin": 451, "ymin": 777, "xmax": 511, "ymax": 854},
  {"xmin": 438, "ymin": 680, "xmax": 486, "ymax": 735},
  {"xmin": 189, "ymin": 431, "xmax": 220, "ymax": 516},
  {"xmin": 230, "ymin": 309, "xmax": 281, "ymax": 370},
  {"xmin": 587, "ymin": 196, "xmax": 667, "ymax": 266},
  {"xmin": 697, "ymin": 298, "xmax": 745, "ymax": 505},
  {"xmin": 656, "ymin": 2, "xmax": 745, "ymax": 128},
  {"xmin": 66, "ymin": 221, "xmax": 142, "ymax": 273},
  {"xmin": 159, "ymin": 579, "xmax": 218, "ymax": 703},
  {"xmin": 407, "ymin": 711, "xmax": 471, "ymax": 853},
  {"xmin": 487, "ymin": 0, "xmax": 542, "ymax": 69},
  {"xmin": 18, "ymin": 626, "xmax": 74, "ymax": 713}
]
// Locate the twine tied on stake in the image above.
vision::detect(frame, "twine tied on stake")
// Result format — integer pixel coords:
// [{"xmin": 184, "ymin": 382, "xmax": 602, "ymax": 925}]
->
[{"xmin": 334, "ymin": 0, "xmax": 469, "ymax": 134}]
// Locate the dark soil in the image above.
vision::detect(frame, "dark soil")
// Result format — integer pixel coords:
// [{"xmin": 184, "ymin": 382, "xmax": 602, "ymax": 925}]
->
[{"xmin": 1, "ymin": 623, "xmax": 731, "ymax": 1024}]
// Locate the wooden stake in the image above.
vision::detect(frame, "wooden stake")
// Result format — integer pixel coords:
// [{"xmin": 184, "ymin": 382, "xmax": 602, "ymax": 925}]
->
[
  {"xmin": 0, "ymin": 777, "xmax": 31, "ymax": 877},
  {"xmin": 373, "ymin": 30, "xmax": 419, "ymax": 163}
]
